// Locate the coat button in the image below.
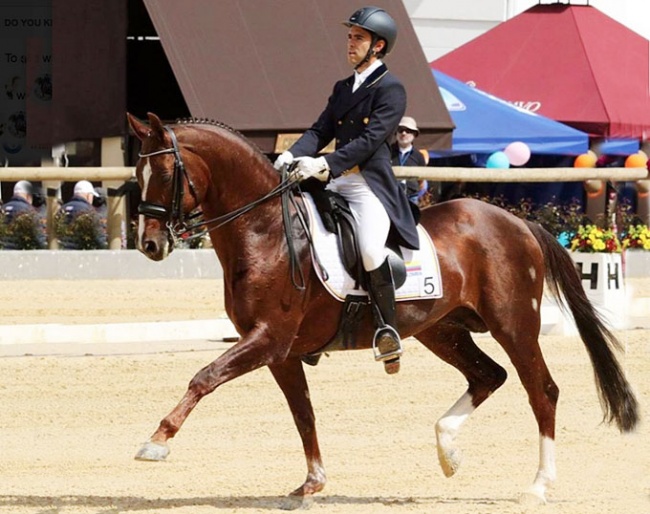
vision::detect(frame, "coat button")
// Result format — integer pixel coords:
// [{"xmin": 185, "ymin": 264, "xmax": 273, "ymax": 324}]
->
[
  {"xmin": 337, "ymin": 120, "xmax": 342, "ymax": 125},
  {"xmin": 363, "ymin": 117, "xmax": 369, "ymax": 124}
]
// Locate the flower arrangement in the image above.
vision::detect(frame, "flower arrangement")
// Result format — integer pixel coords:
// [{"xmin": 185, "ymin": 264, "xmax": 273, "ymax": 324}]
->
[
  {"xmin": 621, "ymin": 224, "xmax": 650, "ymax": 250},
  {"xmin": 569, "ymin": 224, "xmax": 622, "ymax": 253},
  {"xmin": 466, "ymin": 194, "xmax": 643, "ymax": 253}
]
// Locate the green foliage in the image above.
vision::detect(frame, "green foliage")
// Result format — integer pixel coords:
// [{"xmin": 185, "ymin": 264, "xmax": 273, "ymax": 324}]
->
[
  {"xmin": 466, "ymin": 194, "xmax": 648, "ymax": 253},
  {"xmin": 468, "ymin": 194, "xmax": 588, "ymax": 236},
  {"xmin": 0, "ymin": 210, "xmax": 47, "ymax": 250},
  {"xmin": 54, "ymin": 210, "xmax": 107, "ymax": 250}
]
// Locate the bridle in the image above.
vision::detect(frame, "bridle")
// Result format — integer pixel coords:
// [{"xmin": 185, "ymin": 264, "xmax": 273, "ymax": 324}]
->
[
  {"xmin": 138, "ymin": 126, "xmax": 199, "ymax": 242},
  {"xmin": 138, "ymin": 126, "xmax": 298, "ymax": 242},
  {"xmin": 137, "ymin": 127, "xmax": 316, "ymax": 288}
]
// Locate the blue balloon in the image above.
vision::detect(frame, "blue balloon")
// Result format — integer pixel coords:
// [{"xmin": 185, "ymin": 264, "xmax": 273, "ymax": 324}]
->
[{"xmin": 486, "ymin": 151, "xmax": 510, "ymax": 169}]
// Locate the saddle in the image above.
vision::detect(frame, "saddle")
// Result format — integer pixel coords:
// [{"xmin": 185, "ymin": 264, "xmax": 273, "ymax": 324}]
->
[{"xmin": 299, "ymin": 178, "xmax": 407, "ymax": 365}]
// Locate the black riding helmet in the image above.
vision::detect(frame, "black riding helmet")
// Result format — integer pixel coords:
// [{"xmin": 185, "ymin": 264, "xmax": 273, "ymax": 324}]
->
[{"xmin": 343, "ymin": 6, "xmax": 398, "ymax": 56}]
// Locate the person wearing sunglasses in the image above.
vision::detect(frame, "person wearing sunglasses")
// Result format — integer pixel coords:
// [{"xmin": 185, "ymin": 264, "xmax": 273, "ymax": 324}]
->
[{"xmin": 391, "ymin": 116, "xmax": 430, "ymax": 205}]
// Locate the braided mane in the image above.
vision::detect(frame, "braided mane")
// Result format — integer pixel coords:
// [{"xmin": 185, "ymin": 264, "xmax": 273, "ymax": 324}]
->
[{"xmin": 174, "ymin": 117, "xmax": 270, "ymax": 162}]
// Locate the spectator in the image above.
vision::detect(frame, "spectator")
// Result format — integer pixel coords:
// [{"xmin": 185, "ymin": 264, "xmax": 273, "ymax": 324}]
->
[
  {"xmin": 56, "ymin": 180, "xmax": 107, "ymax": 249},
  {"xmin": 0, "ymin": 180, "xmax": 46, "ymax": 249},
  {"xmin": 390, "ymin": 116, "xmax": 431, "ymax": 206}
]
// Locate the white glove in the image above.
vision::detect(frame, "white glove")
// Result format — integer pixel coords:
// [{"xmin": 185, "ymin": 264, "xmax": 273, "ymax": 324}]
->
[
  {"xmin": 273, "ymin": 150, "xmax": 294, "ymax": 170},
  {"xmin": 293, "ymin": 156, "xmax": 330, "ymax": 182}
]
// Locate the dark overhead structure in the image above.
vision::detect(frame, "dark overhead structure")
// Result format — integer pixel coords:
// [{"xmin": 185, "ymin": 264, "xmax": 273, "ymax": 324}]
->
[
  {"xmin": 141, "ymin": 0, "xmax": 453, "ymax": 151},
  {"xmin": 22, "ymin": 0, "xmax": 452, "ymax": 154}
]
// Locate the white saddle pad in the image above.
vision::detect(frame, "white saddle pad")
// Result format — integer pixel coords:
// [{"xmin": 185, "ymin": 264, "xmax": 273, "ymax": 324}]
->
[{"xmin": 302, "ymin": 193, "xmax": 443, "ymax": 302}]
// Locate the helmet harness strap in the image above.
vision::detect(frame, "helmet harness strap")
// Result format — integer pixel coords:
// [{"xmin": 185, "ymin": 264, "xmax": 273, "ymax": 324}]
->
[{"xmin": 354, "ymin": 33, "xmax": 380, "ymax": 71}]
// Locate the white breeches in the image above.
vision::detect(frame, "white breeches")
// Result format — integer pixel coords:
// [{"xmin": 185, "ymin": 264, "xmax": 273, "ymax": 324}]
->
[{"xmin": 326, "ymin": 173, "xmax": 390, "ymax": 271}]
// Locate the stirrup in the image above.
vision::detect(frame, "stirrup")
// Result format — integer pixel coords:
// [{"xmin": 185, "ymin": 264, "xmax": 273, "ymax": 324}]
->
[{"xmin": 372, "ymin": 325, "xmax": 403, "ymax": 362}]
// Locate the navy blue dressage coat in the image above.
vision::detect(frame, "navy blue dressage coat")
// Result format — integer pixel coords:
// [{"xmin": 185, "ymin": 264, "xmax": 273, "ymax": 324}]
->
[{"xmin": 289, "ymin": 63, "xmax": 419, "ymax": 250}]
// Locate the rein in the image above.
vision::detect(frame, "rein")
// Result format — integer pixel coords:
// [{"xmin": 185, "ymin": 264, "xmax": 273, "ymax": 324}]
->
[
  {"xmin": 138, "ymin": 126, "xmax": 316, "ymax": 289},
  {"xmin": 138, "ymin": 126, "xmax": 295, "ymax": 243}
]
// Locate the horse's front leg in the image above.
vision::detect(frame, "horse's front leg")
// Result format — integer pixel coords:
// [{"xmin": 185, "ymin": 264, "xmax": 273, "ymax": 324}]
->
[
  {"xmin": 135, "ymin": 323, "xmax": 291, "ymax": 461},
  {"xmin": 268, "ymin": 357, "xmax": 326, "ymax": 506}
]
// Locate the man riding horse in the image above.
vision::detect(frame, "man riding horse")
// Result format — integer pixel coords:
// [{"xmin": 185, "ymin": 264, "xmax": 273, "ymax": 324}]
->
[{"xmin": 274, "ymin": 6, "xmax": 418, "ymax": 374}]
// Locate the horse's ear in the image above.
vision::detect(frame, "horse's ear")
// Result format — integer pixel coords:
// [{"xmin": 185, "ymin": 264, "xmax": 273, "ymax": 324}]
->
[
  {"xmin": 127, "ymin": 112, "xmax": 150, "ymax": 142},
  {"xmin": 146, "ymin": 112, "xmax": 166, "ymax": 140}
]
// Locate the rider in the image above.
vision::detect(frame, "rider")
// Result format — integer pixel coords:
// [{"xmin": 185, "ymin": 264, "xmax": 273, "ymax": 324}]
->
[{"xmin": 274, "ymin": 6, "xmax": 419, "ymax": 374}]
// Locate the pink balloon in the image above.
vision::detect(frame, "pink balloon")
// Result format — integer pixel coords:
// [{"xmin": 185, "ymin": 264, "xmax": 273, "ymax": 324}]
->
[{"xmin": 504, "ymin": 141, "xmax": 531, "ymax": 166}]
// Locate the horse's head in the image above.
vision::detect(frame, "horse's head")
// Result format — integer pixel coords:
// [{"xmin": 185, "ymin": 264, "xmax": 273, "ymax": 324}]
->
[{"xmin": 128, "ymin": 112, "xmax": 207, "ymax": 261}]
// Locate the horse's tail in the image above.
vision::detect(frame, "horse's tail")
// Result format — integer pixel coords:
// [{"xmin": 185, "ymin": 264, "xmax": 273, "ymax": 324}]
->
[{"xmin": 526, "ymin": 221, "xmax": 639, "ymax": 433}]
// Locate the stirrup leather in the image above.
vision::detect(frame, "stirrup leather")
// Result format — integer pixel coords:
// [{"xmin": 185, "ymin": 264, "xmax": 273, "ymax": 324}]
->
[{"xmin": 372, "ymin": 325, "xmax": 403, "ymax": 362}]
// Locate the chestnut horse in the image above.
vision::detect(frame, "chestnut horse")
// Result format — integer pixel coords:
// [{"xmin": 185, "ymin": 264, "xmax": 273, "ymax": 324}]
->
[{"xmin": 127, "ymin": 112, "xmax": 638, "ymax": 506}]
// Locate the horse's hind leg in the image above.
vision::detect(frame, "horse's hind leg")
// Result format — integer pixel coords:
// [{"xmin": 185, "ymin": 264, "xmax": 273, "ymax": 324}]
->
[
  {"xmin": 488, "ymin": 323, "xmax": 559, "ymax": 504},
  {"xmin": 268, "ymin": 357, "xmax": 326, "ymax": 506},
  {"xmin": 414, "ymin": 325, "xmax": 507, "ymax": 478}
]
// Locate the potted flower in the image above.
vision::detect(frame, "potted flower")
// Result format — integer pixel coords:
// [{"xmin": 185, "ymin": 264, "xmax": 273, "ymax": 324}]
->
[
  {"xmin": 569, "ymin": 224, "xmax": 622, "ymax": 253},
  {"xmin": 621, "ymin": 223, "xmax": 650, "ymax": 251},
  {"xmin": 621, "ymin": 223, "xmax": 650, "ymax": 278},
  {"xmin": 565, "ymin": 223, "xmax": 625, "ymax": 328}
]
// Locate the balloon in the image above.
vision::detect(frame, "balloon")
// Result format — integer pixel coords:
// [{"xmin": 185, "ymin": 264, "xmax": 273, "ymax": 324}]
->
[
  {"xmin": 486, "ymin": 151, "xmax": 510, "ymax": 168},
  {"xmin": 625, "ymin": 152, "xmax": 647, "ymax": 168},
  {"xmin": 504, "ymin": 141, "xmax": 531, "ymax": 166},
  {"xmin": 574, "ymin": 153, "xmax": 597, "ymax": 168}
]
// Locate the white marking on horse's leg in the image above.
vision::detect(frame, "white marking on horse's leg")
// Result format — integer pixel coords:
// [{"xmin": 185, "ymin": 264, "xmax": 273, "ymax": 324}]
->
[
  {"xmin": 521, "ymin": 435, "xmax": 556, "ymax": 504},
  {"xmin": 528, "ymin": 266, "xmax": 536, "ymax": 281},
  {"xmin": 435, "ymin": 391, "xmax": 475, "ymax": 477},
  {"xmin": 135, "ymin": 440, "xmax": 169, "ymax": 461},
  {"xmin": 137, "ymin": 161, "xmax": 152, "ymax": 250},
  {"xmin": 532, "ymin": 297, "xmax": 539, "ymax": 312}
]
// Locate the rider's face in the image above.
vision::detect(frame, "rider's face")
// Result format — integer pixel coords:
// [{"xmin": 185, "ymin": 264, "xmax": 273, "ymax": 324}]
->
[{"xmin": 347, "ymin": 26, "xmax": 379, "ymax": 70}]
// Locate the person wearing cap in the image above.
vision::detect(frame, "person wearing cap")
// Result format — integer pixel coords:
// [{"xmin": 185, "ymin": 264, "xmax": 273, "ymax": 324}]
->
[
  {"xmin": 57, "ymin": 180, "xmax": 107, "ymax": 249},
  {"xmin": 0, "ymin": 180, "xmax": 46, "ymax": 249},
  {"xmin": 390, "ymin": 116, "xmax": 430, "ymax": 205},
  {"xmin": 273, "ymin": 6, "xmax": 418, "ymax": 374}
]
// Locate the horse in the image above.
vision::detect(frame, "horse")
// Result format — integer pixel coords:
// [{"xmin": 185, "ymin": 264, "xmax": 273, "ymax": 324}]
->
[{"xmin": 127, "ymin": 112, "xmax": 639, "ymax": 506}]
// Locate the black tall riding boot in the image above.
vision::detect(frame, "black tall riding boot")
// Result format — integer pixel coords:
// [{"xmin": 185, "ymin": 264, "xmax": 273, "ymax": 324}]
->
[{"xmin": 367, "ymin": 258, "xmax": 402, "ymax": 374}]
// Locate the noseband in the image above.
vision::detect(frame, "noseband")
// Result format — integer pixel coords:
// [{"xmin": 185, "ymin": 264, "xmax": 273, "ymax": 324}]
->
[{"xmin": 138, "ymin": 126, "xmax": 198, "ymax": 240}]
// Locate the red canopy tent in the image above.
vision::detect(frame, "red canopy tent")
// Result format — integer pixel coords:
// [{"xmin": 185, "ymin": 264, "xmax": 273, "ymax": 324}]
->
[{"xmin": 431, "ymin": 3, "xmax": 650, "ymax": 140}]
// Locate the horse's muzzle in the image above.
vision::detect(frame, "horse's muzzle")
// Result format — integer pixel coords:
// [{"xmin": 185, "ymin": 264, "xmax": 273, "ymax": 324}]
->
[{"xmin": 137, "ymin": 218, "xmax": 172, "ymax": 261}]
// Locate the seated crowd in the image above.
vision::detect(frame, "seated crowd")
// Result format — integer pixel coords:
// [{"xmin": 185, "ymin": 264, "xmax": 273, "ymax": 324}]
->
[{"xmin": 0, "ymin": 179, "xmax": 107, "ymax": 250}]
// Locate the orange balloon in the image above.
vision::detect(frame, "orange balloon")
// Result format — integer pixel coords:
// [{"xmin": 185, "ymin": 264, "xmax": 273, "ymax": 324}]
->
[
  {"xmin": 625, "ymin": 152, "xmax": 647, "ymax": 168},
  {"xmin": 574, "ymin": 153, "xmax": 597, "ymax": 168}
]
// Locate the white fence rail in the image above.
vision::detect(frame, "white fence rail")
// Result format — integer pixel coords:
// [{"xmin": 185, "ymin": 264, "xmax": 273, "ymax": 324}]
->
[{"xmin": 1, "ymin": 166, "xmax": 648, "ymax": 251}]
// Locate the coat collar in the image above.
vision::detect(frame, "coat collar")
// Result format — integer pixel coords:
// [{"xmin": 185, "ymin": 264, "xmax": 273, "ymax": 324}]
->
[{"xmin": 334, "ymin": 63, "xmax": 389, "ymax": 120}]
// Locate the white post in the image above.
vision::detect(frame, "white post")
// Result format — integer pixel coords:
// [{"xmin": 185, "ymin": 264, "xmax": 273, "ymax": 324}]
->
[{"xmin": 101, "ymin": 137, "xmax": 127, "ymax": 250}]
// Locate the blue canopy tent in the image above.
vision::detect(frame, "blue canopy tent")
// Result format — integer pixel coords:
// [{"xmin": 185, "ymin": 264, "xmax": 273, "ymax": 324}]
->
[
  {"xmin": 430, "ymin": 69, "xmax": 592, "ymax": 205},
  {"xmin": 596, "ymin": 138, "xmax": 640, "ymax": 155},
  {"xmin": 431, "ymin": 69, "xmax": 589, "ymax": 156}
]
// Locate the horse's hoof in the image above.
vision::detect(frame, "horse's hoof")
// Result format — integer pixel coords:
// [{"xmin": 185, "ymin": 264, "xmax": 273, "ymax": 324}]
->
[
  {"xmin": 134, "ymin": 441, "xmax": 170, "ymax": 461},
  {"xmin": 437, "ymin": 446, "xmax": 462, "ymax": 477},
  {"xmin": 519, "ymin": 487, "xmax": 547, "ymax": 506},
  {"xmin": 383, "ymin": 357, "xmax": 400, "ymax": 375},
  {"xmin": 280, "ymin": 494, "xmax": 314, "ymax": 510}
]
